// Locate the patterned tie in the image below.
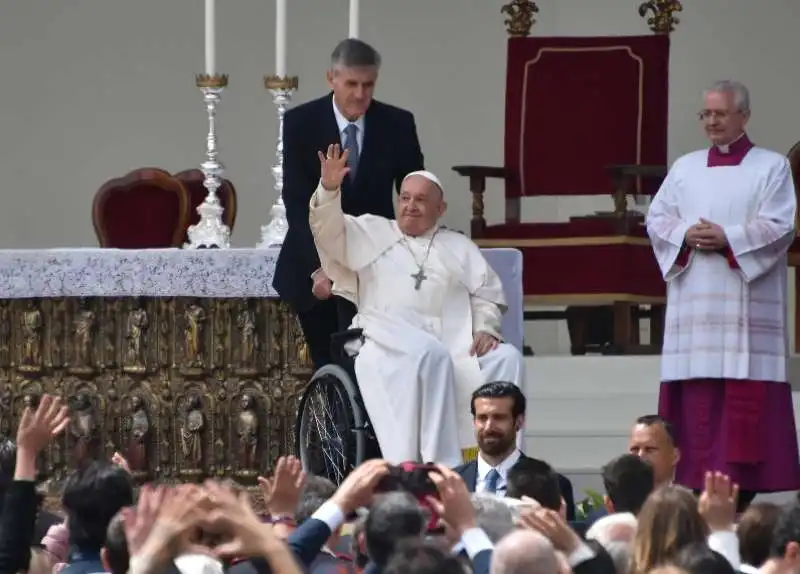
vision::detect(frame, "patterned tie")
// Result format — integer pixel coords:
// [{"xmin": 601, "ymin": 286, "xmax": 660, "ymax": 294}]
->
[
  {"xmin": 485, "ymin": 468, "xmax": 500, "ymax": 494},
  {"xmin": 343, "ymin": 123, "xmax": 359, "ymax": 181}
]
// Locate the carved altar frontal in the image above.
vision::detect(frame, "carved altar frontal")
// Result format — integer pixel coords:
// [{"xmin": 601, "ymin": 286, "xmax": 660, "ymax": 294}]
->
[{"xmin": 0, "ymin": 248, "xmax": 312, "ymax": 489}]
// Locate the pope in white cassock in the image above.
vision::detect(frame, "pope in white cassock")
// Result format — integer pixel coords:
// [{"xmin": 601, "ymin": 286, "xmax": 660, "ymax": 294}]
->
[
  {"xmin": 308, "ymin": 144, "xmax": 525, "ymax": 467},
  {"xmin": 646, "ymin": 80, "xmax": 800, "ymax": 503}
]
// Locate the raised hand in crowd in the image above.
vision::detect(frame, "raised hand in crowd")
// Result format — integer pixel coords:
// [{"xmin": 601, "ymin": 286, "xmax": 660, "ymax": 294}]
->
[
  {"xmin": 259, "ymin": 455, "xmax": 307, "ymax": 518},
  {"xmin": 15, "ymin": 393, "xmax": 69, "ymax": 479},
  {"xmin": 329, "ymin": 458, "xmax": 390, "ymax": 514},
  {"xmin": 427, "ymin": 465, "xmax": 477, "ymax": 537},
  {"xmin": 698, "ymin": 471, "xmax": 739, "ymax": 531},
  {"xmin": 518, "ymin": 506, "xmax": 583, "ymax": 555},
  {"xmin": 203, "ymin": 480, "xmax": 301, "ymax": 573},
  {"xmin": 111, "ymin": 451, "xmax": 131, "ymax": 474}
]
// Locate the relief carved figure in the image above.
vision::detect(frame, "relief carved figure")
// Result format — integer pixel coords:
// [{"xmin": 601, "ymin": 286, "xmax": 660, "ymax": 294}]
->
[
  {"xmin": 0, "ymin": 303, "xmax": 11, "ymax": 366},
  {"xmin": 184, "ymin": 305, "xmax": 206, "ymax": 368},
  {"xmin": 180, "ymin": 395, "xmax": 205, "ymax": 472},
  {"xmin": 236, "ymin": 394, "xmax": 258, "ymax": 472},
  {"xmin": 293, "ymin": 317, "xmax": 310, "ymax": 366},
  {"xmin": 71, "ymin": 304, "xmax": 96, "ymax": 369},
  {"xmin": 69, "ymin": 393, "xmax": 97, "ymax": 465},
  {"xmin": 125, "ymin": 307, "xmax": 148, "ymax": 369},
  {"xmin": 237, "ymin": 309, "xmax": 258, "ymax": 367},
  {"xmin": 0, "ymin": 390, "xmax": 11, "ymax": 438},
  {"xmin": 20, "ymin": 304, "xmax": 43, "ymax": 368},
  {"xmin": 125, "ymin": 396, "xmax": 150, "ymax": 476}
]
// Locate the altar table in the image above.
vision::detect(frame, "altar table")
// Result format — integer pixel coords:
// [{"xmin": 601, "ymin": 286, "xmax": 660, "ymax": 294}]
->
[
  {"xmin": 0, "ymin": 246, "xmax": 522, "ymax": 489},
  {"xmin": 0, "ymin": 247, "xmax": 309, "ymax": 489}
]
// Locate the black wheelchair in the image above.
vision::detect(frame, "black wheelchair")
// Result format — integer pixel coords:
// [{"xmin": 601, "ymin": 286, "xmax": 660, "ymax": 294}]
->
[{"xmin": 294, "ymin": 328, "xmax": 382, "ymax": 484}]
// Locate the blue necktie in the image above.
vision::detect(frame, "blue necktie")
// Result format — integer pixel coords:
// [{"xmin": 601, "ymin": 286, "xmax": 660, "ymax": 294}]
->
[
  {"xmin": 343, "ymin": 123, "xmax": 359, "ymax": 181},
  {"xmin": 485, "ymin": 468, "xmax": 500, "ymax": 494}
]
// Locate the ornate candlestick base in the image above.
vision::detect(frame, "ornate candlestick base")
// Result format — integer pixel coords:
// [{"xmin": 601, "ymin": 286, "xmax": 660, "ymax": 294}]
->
[
  {"xmin": 257, "ymin": 75, "xmax": 299, "ymax": 249},
  {"xmin": 186, "ymin": 74, "xmax": 232, "ymax": 249}
]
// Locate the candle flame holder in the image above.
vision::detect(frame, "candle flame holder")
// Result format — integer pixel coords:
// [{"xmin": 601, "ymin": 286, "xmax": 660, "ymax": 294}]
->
[
  {"xmin": 186, "ymin": 73, "xmax": 231, "ymax": 249},
  {"xmin": 257, "ymin": 75, "xmax": 299, "ymax": 248}
]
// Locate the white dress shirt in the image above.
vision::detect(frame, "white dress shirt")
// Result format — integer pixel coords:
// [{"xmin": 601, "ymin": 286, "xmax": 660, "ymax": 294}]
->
[
  {"xmin": 476, "ymin": 449, "xmax": 521, "ymax": 496},
  {"xmin": 332, "ymin": 97, "xmax": 365, "ymax": 153}
]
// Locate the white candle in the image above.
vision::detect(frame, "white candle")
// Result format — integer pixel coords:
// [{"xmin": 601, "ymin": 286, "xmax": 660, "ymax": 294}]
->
[
  {"xmin": 275, "ymin": 0, "xmax": 287, "ymax": 77},
  {"xmin": 204, "ymin": 0, "xmax": 216, "ymax": 76},
  {"xmin": 348, "ymin": 0, "xmax": 360, "ymax": 38}
]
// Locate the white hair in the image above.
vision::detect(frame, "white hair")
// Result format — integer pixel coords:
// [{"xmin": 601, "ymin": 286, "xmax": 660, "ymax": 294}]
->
[
  {"xmin": 470, "ymin": 493, "xmax": 517, "ymax": 542},
  {"xmin": 586, "ymin": 513, "xmax": 637, "ymax": 574},
  {"xmin": 491, "ymin": 529, "xmax": 558, "ymax": 574},
  {"xmin": 705, "ymin": 80, "xmax": 750, "ymax": 112}
]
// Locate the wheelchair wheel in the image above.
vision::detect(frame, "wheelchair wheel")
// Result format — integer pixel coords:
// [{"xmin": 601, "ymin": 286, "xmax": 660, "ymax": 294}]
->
[{"xmin": 295, "ymin": 364, "xmax": 367, "ymax": 485}]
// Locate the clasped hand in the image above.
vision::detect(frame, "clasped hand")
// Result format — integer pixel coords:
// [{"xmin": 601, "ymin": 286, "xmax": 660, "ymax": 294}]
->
[{"xmin": 686, "ymin": 218, "xmax": 727, "ymax": 251}]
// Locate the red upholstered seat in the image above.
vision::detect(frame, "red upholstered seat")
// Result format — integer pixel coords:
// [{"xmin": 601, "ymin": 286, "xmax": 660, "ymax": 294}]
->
[
  {"xmin": 479, "ymin": 221, "xmax": 664, "ymax": 303},
  {"xmin": 174, "ymin": 169, "xmax": 238, "ymax": 244},
  {"xmin": 93, "ymin": 168, "xmax": 191, "ymax": 248}
]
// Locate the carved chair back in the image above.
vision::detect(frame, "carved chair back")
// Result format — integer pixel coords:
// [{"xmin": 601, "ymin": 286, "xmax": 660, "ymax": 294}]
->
[{"xmin": 93, "ymin": 168, "xmax": 191, "ymax": 248}]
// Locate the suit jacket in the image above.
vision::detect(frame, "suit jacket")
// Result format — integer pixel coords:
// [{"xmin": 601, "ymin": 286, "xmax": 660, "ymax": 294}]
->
[
  {"xmin": 273, "ymin": 93, "xmax": 424, "ymax": 312},
  {"xmin": 454, "ymin": 454, "xmax": 576, "ymax": 521}
]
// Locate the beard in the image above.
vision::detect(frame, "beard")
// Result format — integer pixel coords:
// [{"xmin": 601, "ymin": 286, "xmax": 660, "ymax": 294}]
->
[{"xmin": 478, "ymin": 432, "xmax": 514, "ymax": 456}]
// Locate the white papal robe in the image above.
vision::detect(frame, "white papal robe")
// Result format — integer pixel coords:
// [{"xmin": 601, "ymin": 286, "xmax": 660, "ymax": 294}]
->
[{"xmin": 308, "ymin": 184, "xmax": 525, "ymax": 467}]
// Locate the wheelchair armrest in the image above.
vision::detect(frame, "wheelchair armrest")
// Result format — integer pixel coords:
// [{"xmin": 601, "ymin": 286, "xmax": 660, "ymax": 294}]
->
[
  {"xmin": 329, "ymin": 328, "xmax": 364, "ymax": 367},
  {"xmin": 330, "ymin": 328, "xmax": 364, "ymax": 348}
]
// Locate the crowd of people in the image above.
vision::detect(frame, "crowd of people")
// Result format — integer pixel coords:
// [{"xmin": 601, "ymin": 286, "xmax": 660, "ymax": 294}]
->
[{"xmin": 1, "ymin": 385, "xmax": 799, "ymax": 574}]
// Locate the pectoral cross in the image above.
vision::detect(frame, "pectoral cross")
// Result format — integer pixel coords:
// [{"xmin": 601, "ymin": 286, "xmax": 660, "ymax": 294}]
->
[{"xmin": 411, "ymin": 268, "xmax": 427, "ymax": 290}]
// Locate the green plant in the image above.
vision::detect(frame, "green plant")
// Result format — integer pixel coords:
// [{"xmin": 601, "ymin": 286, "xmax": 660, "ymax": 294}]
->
[{"xmin": 575, "ymin": 488, "xmax": 605, "ymax": 521}]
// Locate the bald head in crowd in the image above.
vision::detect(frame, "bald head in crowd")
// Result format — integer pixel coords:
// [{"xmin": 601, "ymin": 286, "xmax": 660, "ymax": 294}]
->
[{"xmin": 490, "ymin": 529, "xmax": 559, "ymax": 574}]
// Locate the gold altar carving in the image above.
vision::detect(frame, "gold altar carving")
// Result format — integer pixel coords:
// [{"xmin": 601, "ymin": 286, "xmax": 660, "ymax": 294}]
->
[
  {"xmin": 638, "ymin": 0, "xmax": 682, "ymax": 34},
  {"xmin": 0, "ymin": 297, "xmax": 311, "ymax": 489},
  {"xmin": 502, "ymin": 0, "xmax": 538, "ymax": 37}
]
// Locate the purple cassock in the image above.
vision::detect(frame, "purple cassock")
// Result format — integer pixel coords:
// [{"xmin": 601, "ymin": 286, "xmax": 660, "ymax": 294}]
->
[{"xmin": 658, "ymin": 134, "xmax": 800, "ymax": 492}]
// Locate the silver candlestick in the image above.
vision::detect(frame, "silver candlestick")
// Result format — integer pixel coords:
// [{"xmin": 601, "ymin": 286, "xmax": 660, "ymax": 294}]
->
[
  {"xmin": 185, "ymin": 74, "xmax": 232, "ymax": 249},
  {"xmin": 257, "ymin": 75, "xmax": 299, "ymax": 248}
]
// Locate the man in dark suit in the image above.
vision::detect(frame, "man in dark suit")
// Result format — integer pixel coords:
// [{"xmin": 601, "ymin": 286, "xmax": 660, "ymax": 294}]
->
[
  {"xmin": 453, "ymin": 381, "xmax": 576, "ymax": 520},
  {"xmin": 273, "ymin": 38, "xmax": 424, "ymax": 369}
]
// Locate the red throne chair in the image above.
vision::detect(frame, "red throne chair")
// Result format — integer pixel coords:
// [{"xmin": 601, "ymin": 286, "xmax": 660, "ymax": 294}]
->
[
  {"xmin": 93, "ymin": 168, "xmax": 191, "ymax": 248},
  {"xmin": 453, "ymin": 0, "xmax": 681, "ymax": 354},
  {"xmin": 174, "ymin": 169, "xmax": 238, "ymax": 244}
]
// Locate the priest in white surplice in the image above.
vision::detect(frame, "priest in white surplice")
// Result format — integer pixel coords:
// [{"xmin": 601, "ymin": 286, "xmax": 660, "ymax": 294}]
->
[
  {"xmin": 308, "ymin": 144, "xmax": 525, "ymax": 467},
  {"xmin": 646, "ymin": 80, "xmax": 800, "ymax": 505}
]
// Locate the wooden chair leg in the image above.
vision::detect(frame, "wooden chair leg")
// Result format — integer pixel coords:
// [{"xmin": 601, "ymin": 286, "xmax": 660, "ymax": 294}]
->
[
  {"xmin": 651, "ymin": 304, "xmax": 665, "ymax": 350},
  {"xmin": 611, "ymin": 301, "xmax": 633, "ymax": 354}
]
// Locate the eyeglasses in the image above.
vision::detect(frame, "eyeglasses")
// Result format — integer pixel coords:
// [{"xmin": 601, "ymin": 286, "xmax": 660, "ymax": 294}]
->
[{"xmin": 698, "ymin": 109, "xmax": 738, "ymax": 121}]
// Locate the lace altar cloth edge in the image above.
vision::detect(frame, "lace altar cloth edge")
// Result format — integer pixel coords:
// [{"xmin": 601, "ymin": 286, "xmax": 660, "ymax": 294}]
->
[{"xmin": 0, "ymin": 248, "xmax": 280, "ymax": 299}]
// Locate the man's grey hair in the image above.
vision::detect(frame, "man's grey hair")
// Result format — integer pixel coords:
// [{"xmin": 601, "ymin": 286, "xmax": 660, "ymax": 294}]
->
[
  {"xmin": 295, "ymin": 474, "xmax": 338, "ymax": 524},
  {"xmin": 705, "ymin": 80, "xmax": 750, "ymax": 112},
  {"xmin": 471, "ymin": 493, "xmax": 517, "ymax": 542},
  {"xmin": 365, "ymin": 491, "xmax": 426, "ymax": 567},
  {"xmin": 331, "ymin": 38, "xmax": 382, "ymax": 70},
  {"xmin": 491, "ymin": 529, "xmax": 558, "ymax": 574},
  {"xmin": 586, "ymin": 512, "xmax": 637, "ymax": 574}
]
